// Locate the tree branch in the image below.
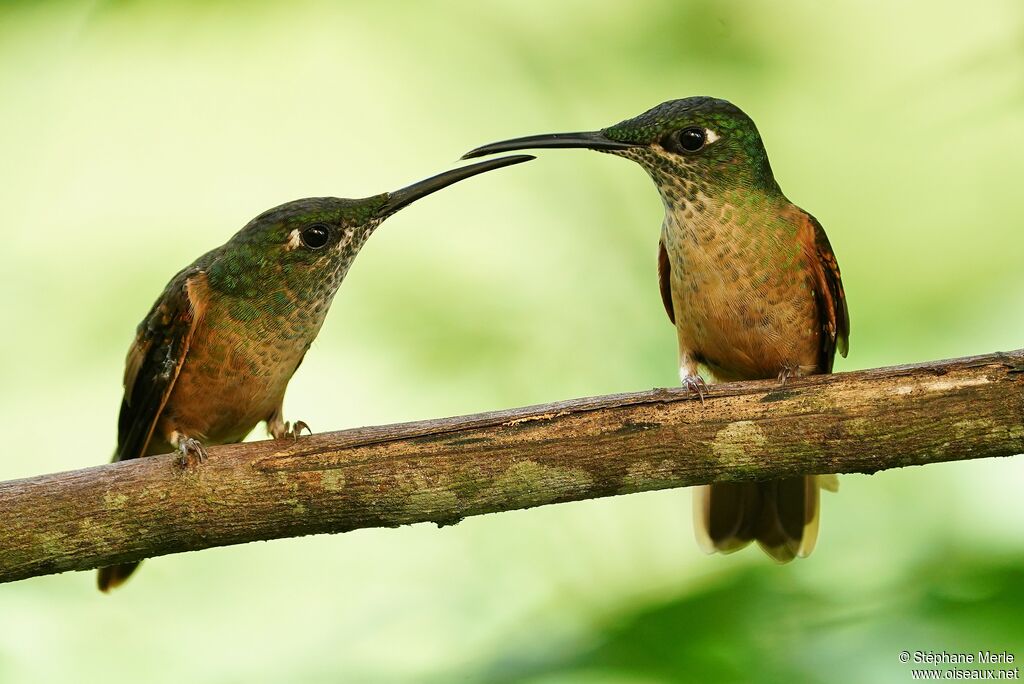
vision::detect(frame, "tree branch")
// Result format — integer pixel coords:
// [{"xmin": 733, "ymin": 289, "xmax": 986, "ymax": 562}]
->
[{"xmin": 2, "ymin": 350, "xmax": 1022, "ymax": 584}]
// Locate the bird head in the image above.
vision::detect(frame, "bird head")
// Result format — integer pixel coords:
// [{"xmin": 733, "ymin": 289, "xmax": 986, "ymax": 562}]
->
[
  {"xmin": 205, "ymin": 155, "xmax": 533, "ymax": 305},
  {"xmin": 462, "ymin": 97, "xmax": 779, "ymax": 200}
]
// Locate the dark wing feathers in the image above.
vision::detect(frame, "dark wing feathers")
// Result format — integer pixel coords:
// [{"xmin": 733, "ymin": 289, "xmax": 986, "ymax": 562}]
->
[
  {"xmin": 114, "ymin": 270, "xmax": 205, "ymax": 462},
  {"xmin": 657, "ymin": 238, "xmax": 676, "ymax": 325},
  {"xmin": 801, "ymin": 213, "xmax": 850, "ymax": 373}
]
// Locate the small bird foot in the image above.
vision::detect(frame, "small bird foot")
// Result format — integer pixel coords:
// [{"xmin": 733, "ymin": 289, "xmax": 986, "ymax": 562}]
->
[
  {"xmin": 176, "ymin": 437, "xmax": 208, "ymax": 469},
  {"xmin": 682, "ymin": 375, "xmax": 708, "ymax": 406},
  {"xmin": 286, "ymin": 420, "xmax": 312, "ymax": 440},
  {"xmin": 777, "ymin": 366, "xmax": 795, "ymax": 387},
  {"xmin": 272, "ymin": 420, "xmax": 312, "ymax": 440}
]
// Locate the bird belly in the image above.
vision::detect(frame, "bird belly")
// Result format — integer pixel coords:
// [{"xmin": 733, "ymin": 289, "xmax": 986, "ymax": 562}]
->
[
  {"xmin": 668, "ymin": 235, "xmax": 820, "ymax": 381},
  {"xmin": 156, "ymin": 316, "xmax": 309, "ymax": 448}
]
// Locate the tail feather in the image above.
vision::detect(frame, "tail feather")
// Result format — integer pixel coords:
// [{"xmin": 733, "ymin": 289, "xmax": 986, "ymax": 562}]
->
[
  {"xmin": 694, "ymin": 475, "xmax": 828, "ymax": 563},
  {"xmin": 693, "ymin": 482, "xmax": 760, "ymax": 554},
  {"xmin": 97, "ymin": 562, "xmax": 141, "ymax": 593},
  {"xmin": 797, "ymin": 477, "xmax": 822, "ymax": 557}
]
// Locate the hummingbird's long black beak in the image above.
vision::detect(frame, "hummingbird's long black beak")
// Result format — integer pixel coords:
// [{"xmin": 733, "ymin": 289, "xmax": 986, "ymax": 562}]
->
[
  {"xmin": 378, "ymin": 155, "xmax": 534, "ymax": 216},
  {"xmin": 461, "ymin": 131, "xmax": 636, "ymax": 160}
]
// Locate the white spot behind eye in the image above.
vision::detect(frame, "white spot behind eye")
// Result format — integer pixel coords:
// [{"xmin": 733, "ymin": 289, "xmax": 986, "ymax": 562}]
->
[
  {"xmin": 285, "ymin": 229, "xmax": 302, "ymax": 251},
  {"xmin": 705, "ymin": 129, "xmax": 720, "ymax": 144}
]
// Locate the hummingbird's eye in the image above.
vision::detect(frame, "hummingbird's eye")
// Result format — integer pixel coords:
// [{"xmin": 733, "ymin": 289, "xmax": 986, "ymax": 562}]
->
[
  {"xmin": 300, "ymin": 223, "xmax": 331, "ymax": 249},
  {"xmin": 675, "ymin": 127, "xmax": 707, "ymax": 153}
]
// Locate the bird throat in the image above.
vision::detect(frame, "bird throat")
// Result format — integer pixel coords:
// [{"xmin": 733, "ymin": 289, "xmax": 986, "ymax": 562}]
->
[{"xmin": 612, "ymin": 148, "xmax": 786, "ymax": 256}]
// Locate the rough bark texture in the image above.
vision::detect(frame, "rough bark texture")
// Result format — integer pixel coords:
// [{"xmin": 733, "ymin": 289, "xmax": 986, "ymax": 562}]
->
[{"xmin": 2, "ymin": 350, "xmax": 1022, "ymax": 584}]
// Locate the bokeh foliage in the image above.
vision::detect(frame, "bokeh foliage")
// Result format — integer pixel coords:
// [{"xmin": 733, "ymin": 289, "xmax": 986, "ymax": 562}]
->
[{"xmin": 0, "ymin": 1, "xmax": 1021, "ymax": 682}]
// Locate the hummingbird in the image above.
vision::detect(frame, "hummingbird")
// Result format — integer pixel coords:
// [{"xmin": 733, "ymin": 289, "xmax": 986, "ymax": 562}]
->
[
  {"xmin": 97, "ymin": 155, "xmax": 533, "ymax": 592},
  {"xmin": 463, "ymin": 97, "xmax": 849, "ymax": 562}
]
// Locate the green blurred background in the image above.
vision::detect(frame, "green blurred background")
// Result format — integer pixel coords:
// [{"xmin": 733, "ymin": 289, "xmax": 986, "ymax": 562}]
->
[{"xmin": 1, "ymin": 1, "xmax": 1022, "ymax": 682}]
